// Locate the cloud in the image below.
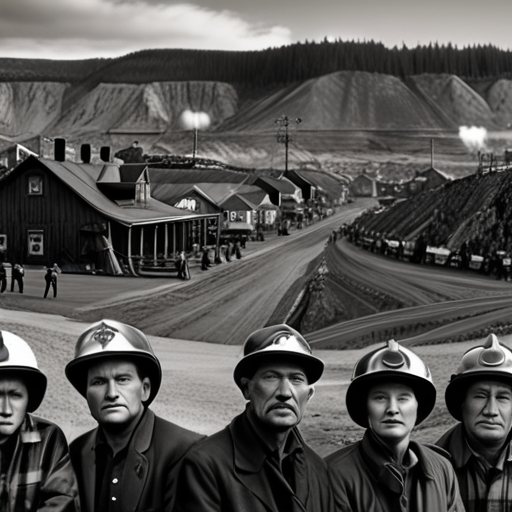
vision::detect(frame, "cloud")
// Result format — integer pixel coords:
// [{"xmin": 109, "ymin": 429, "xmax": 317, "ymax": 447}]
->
[{"xmin": 0, "ymin": 0, "xmax": 292, "ymax": 59}]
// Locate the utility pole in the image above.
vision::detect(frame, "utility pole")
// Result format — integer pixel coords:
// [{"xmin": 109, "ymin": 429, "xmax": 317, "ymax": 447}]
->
[{"xmin": 275, "ymin": 115, "xmax": 301, "ymax": 172}]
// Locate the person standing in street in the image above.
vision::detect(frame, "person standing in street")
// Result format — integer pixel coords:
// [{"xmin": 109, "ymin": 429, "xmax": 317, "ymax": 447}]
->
[
  {"xmin": 43, "ymin": 262, "xmax": 60, "ymax": 298},
  {"xmin": 11, "ymin": 262, "xmax": 24, "ymax": 293},
  {"xmin": 65, "ymin": 319, "xmax": 204, "ymax": 512},
  {"xmin": 0, "ymin": 262, "xmax": 6, "ymax": 293},
  {"xmin": 437, "ymin": 333, "xmax": 512, "ymax": 512},
  {"xmin": 174, "ymin": 324, "xmax": 333, "ymax": 512}
]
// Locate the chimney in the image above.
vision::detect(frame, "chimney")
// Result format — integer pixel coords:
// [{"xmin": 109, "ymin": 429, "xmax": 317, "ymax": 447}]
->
[
  {"xmin": 100, "ymin": 146, "xmax": 111, "ymax": 162},
  {"xmin": 430, "ymin": 138, "xmax": 434, "ymax": 168},
  {"xmin": 54, "ymin": 138, "xmax": 66, "ymax": 162},
  {"xmin": 80, "ymin": 144, "xmax": 91, "ymax": 164}
]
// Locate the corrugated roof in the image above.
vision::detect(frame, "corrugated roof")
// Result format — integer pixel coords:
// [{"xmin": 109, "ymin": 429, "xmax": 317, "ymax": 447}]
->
[{"xmin": 27, "ymin": 157, "xmax": 209, "ymax": 226}]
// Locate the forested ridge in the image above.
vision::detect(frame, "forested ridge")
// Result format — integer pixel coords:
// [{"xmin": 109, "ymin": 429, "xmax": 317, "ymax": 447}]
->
[{"xmin": 1, "ymin": 40, "xmax": 511, "ymax": 85}]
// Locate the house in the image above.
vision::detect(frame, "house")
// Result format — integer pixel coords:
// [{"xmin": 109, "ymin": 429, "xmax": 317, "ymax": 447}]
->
[
  {"xmin": 352, "ymin": 173, "xmax": 378, "ymax": 197},
  {"xmin": 0, "ymin": 148, "xmax": 219, "ymax": 275},
  {"xmin": 417, "ymin": 166, "xmax": 452, "ymax": 189}
]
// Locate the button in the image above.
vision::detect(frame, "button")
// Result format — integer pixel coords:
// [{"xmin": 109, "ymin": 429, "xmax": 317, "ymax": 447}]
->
[
  {"xmin": 112, "ymin": 497, "xmax": 117, "ymax": 501},
  {"xmin": 112, "ymin": 478, "xmax": 119, "ymax": 484}
]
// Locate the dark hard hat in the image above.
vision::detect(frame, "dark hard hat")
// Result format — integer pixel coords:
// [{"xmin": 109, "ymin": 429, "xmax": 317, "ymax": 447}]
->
[{"xmin": 233, "ymin": 324, "xmax": 324, "ymax": 388}]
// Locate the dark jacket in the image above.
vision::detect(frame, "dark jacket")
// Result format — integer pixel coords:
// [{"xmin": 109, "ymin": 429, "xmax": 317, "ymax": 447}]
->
[
  {"xmin": 173, "ymin": 410, "xmax": 333, "ymax": 512},
  {"xmin": 437, "ymin": 423, "xmax": 512, "ymax": 512},
  {"xmin": 2, "ymin": 414, "xmax": 79, "ymax": 512},
  {"xmin": 326, "ymin": 429, "xmax": 465, "ymax": 512},
  {"xmin": 70, "ymin": 408, "xmax": 204, "ymax": 512}
]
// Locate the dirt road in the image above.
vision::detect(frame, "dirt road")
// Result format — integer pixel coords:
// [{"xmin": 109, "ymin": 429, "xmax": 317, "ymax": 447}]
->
[
  {"xmin": 308, "ymin": 238, "xmax": 512, "ymax": 347},
  {"xmin": 72, "ymin": 204, "xmax": 371, "ymax": 343}
]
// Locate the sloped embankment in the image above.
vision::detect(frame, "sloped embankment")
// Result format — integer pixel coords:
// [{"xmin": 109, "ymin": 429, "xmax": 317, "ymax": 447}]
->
[
  {"xmin": 356, "ymin": 169, "xmax": 512, "ymax": 252},
  {"xmin": 282, "ymin": 239, "xmax": 405, "ymax": 335}
]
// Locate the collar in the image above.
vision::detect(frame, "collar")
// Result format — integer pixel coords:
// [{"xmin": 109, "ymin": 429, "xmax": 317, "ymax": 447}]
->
[
  {"xmin": 442, "ymin": 423, "xmax": 512, "ymax": 469},
  {"xmin": 93, "ymin": 408, "xmax": 154, "ymax": 455},
  {"xmin": 20, "ymin": 414, "xmax": 41, "ymax": 444},
  {"xmin": 230, "ymin": 408, "xmax": 304, "ymax": 474},
  {"xmin": 360, "ymin": 429, "xmax": 429, "ymax": 493}
]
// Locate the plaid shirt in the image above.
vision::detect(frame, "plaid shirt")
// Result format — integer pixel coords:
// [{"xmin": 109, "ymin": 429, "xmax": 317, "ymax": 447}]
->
[
  {"xmin": 438, "ymin": 423, "xmax": 512, "ymax": 512},
  {"xmin": 0, "ymin": 414, "xmax": 78, "ymax": 512}
]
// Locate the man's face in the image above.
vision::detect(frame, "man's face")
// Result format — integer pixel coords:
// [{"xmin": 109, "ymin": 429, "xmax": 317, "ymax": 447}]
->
[
  {"xmin": 86, "ymin": 359, "xmax": 150, "ymax": 430},
  {"xmin": 241, "ymin": 362, "xmax": 314, "ymax": 432},
  {"xmin": 461, "ymin": 380, "xmax": 512, "ymax": 448},
  {"xmin": 367, "ymin": 382, "xmax": 418, "ymax": 444},
  {"xmin": 0, "ymin": 377, "xmax": 29, "ymax": 444}
]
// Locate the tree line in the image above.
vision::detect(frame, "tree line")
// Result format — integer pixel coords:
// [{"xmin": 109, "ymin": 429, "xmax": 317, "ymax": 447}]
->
[{"xmin": 0, "ymin": 40, "xmax": 511, "ymax": 85}]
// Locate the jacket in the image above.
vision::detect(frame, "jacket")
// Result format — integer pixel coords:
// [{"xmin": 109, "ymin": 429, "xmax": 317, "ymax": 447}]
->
[
  {"xmin": 326, "ymin": 429, "xmax": 465, "ymax": 512},
  {"xmin": 173, "ymin": 410, "xmax": 333, "ymax": 512},
  {"xmin": 437, "ymin": 423, "xmax": 512, "ymax": 512},
  {"xmin": 69, "ymin": 408, "xmax": 204, "ymax": 512},
  {"xmin": 1, "ymin": 414, "xmax": 78, "ymax": 512}
]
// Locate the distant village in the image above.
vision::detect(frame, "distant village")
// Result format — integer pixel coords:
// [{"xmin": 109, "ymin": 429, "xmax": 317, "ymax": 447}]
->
[{"xmin": 1, "ymin": 135, "xmax": 510, "ymax": 278}]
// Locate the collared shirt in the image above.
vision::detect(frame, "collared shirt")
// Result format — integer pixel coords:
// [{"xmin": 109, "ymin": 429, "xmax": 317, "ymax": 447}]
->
[
  {"xmin": 94, "ymin": 432, "xmax": 128, "ymax": 512},
  {"xmin": 0, "ymin": 414, "xmax": 78, "ymax": 512},
  {"xmin": 438, "ymin": 423, "xmax": 512, "ymax": 512}
]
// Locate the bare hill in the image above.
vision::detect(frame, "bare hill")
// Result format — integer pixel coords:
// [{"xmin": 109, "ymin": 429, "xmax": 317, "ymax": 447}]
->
[{"xmin": 1, "ymin": 71, "xmax": 511, "ymax": 176}]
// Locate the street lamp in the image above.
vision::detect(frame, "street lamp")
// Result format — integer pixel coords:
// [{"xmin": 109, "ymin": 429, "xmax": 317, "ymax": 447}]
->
[{"xmin": 275, "ymin": 115, "xmax": 302, "ymax": 172}]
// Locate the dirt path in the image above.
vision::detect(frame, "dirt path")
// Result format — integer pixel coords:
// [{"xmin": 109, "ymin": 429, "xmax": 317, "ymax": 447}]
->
[{"xmin": 72, "ymin": 204, "xmax": 370, "ymax": 343}]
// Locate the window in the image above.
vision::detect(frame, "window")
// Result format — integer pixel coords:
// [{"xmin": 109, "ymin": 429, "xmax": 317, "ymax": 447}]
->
[
  {"xmin": 28, "ymin": 231, "xmax": 44, "ymax": 256},
  {"xmin": 28, "ymin": 175, "xmax": 43, "ymax": 195}
]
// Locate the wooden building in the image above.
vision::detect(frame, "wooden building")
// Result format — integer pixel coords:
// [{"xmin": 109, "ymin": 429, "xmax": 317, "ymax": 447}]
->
[{"xmin": 0, "ymin": 154, "xmax": 219, "ymax": 275}]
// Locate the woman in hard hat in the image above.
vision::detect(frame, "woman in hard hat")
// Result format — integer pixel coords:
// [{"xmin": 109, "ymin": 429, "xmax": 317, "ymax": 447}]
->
[
  {"xmin": 326, "ymin": 339, "xmax": 464, "ymax": 512},
  {"xmin": 0, "ymin": 330, "xmax": 79, "ymax": 511}
]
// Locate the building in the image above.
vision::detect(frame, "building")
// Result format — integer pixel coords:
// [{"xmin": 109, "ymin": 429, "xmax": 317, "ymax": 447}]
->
[{"xmin": 0, "ymin": 151, "xmax": 219, "ymax": 275}]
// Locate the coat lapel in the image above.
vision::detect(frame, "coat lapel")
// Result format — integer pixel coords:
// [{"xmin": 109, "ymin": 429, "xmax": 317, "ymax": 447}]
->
[
  {"xmin": 79, "ymin": 432, "xmax": 97, "ymax": 512},
  {"xmin": 119, "ymin": 409, "xmax": 154, "ymax": 512},
  {"xmin": 230, "ymin": 412, "xmax": 305, "ymax": 512}
]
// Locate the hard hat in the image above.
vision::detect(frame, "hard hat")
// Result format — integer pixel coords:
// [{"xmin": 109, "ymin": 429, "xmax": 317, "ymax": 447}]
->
[
  {"xmin": 346, "ymin": 339, "xmax": 436, "ymax": 428},
  {"xmin": 65, "ymin": 319, "xmax": 162, "ymax": 405},
  {"xmin": 445, "ymin": 333, "xmax": 512, "ymax": 421},
  {"xmin": 233, "ymin": 324, "xmax": 324, "ymax": 388},
  {"xmin": 0, "ymin": 331, "xmax": 47, "ymax": 412}
]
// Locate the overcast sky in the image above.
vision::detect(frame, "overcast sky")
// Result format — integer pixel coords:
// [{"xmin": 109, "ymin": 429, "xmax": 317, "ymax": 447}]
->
[{"xmin": 1, "ymin": 0, "xmax": 510, "ymax": 61}]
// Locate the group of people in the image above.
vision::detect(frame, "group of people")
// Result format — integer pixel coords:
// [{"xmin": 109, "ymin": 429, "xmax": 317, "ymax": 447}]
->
[
  {"xmin": 0, "ymin": 262, "xmax": 25, "ymax": 294},
  {"xmin": 2, "ymin": 319, "xmax": 512, "ymax": 511}
]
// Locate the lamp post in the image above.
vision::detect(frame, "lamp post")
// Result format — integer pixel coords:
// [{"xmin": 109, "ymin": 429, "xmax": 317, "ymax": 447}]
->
[{"xmin": 275, "ymin": 115, "xmax": 301, "ymax": 172}]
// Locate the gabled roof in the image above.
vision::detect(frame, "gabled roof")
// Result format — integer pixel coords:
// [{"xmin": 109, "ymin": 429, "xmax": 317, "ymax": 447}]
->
[
  {"xmin": 10, "ymin": 156, "xmax": 212, "ymax": 226},
  {"xmin": 253, "ymin": 176, "xmax": 297, "ymax": 194},
  {"xmin": 220, "ymin": 193, "xmax": 258, "ymax": 211},
  {"xmin": 291, "ymin": 170, "xmax": 346, "ymax": 198},
  {"xmin": 419, "ymin": 166, "xmax": 453, "ymax": 181}
]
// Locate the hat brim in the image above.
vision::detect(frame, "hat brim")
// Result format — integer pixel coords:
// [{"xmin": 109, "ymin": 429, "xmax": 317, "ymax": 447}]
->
[
  {"xmin": 65, "ymin": 352, "xmax": 161, "ymax": 406},
  {"xmin": 233, "ymin": 351, "xmax": 324, "ymax": 388},
  {"xmin": 0, "ymin": 367, "xmax": 47, "ymax": 413},
  {"xmin": 346, "ymin": 372, "xmax": 436, "ymax": 428},
  {"xmin": 445, "ymin": 371, "xmax": 512, "ymax": 421}
]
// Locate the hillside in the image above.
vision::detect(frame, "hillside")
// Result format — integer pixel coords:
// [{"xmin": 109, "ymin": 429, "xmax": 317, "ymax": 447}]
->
[
  {"xmin": 0, "ymin": 71, "xmax": 510, "ymax": 176},
  {"xmin": 352, "ymin": 168, "xmax": 512, "ymax": 254}
]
